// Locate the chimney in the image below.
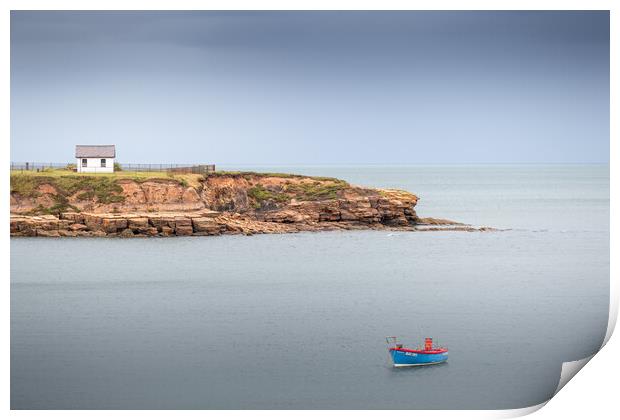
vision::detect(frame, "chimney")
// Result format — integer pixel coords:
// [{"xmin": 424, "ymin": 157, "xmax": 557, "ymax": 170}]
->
[{"xmin": 424, "ymin": 338, "xmax": 433, "ymax": 351}]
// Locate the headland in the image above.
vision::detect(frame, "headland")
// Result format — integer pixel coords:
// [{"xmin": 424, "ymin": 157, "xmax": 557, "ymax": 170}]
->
[{"xmin": 10, "ymin": 170, "xmax": 493, "ymax": 237}]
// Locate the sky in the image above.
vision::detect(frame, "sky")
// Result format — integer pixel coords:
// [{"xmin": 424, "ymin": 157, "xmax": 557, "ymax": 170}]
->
[{"xmin": 10, "ymin": 11, "xmax": 609, "ymax": 165}]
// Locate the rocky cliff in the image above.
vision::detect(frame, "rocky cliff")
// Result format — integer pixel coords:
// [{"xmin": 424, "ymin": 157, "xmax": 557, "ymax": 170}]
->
[{"xmin": 10, "ymin": 172, "xmax": 484, "ymax": 237}]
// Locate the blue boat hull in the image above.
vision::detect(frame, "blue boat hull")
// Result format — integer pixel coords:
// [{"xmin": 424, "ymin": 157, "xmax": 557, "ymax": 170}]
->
[{"xmin": 389, "ymin": 349, "xmax": 448, "ymax": 367}]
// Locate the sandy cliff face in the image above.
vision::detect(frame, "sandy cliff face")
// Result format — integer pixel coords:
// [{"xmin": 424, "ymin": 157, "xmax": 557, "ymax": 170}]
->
[
  {"xmin": 10, "ymin": 172, "xmax": 478, "ymax": 237},
  {"xmin": 117, "ymin": 180, "xmax": 203, "ymax": 211},
  {"xmin": 10, "ymin": 179, "xmax": 205, "ymax": 214}
]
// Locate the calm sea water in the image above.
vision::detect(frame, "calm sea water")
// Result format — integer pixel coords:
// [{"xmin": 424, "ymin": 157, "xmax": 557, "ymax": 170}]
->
[{"xmin": 11, "ymin": 165, "xmax": 609, "ymax": 409}]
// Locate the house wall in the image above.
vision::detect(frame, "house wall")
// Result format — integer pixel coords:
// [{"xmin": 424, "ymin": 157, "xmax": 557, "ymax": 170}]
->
[{"xmin": 76, "ymin": 157, "xmax": 115, "ymax": 173}]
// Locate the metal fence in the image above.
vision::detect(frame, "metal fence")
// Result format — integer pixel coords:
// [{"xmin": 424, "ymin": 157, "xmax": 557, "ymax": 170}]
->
[
  {"xmin": 11, "ymin": 162, "xmax": 68, "ymax": 171},
  {"xmin": 11, "ymin": 162, "xmax": 216, "ymax": 174},
  {"xmin": 117, "ymin": 163, "xmax": 216, "ymax": 174}
]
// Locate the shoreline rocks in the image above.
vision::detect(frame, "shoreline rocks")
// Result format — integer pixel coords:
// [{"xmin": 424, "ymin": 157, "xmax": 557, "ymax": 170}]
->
[{"xmin": 10, "ymin": 210, "xmax": 496, "ymax": 238}]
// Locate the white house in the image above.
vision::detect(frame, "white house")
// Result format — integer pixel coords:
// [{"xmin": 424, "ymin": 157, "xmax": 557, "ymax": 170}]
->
[{"xmin": 75, "ymin": 145, "xmax": 116, "ymax": 173}]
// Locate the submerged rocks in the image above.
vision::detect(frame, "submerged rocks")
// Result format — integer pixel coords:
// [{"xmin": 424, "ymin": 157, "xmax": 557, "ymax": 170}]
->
[{"xmin": 416, "ymin": 217, "xmax": 464, "ymax": 226}]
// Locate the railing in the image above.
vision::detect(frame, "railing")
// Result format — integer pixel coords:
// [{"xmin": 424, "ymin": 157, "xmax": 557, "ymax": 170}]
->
[
  {"xmin": 118, "ymin": 163, "xmax": 216, "ymax": 174},
  {"xmin": 11, "ymin": 162, "xmax": 69, "ymax": 171},
  {"xmin": 11, "ymin": 162, "xmax": 216, "ymax": 174}
]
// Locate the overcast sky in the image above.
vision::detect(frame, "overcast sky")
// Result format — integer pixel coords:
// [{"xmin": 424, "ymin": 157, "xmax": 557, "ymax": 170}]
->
[{"xmin": 10, "ymin": 11, "xmax": 609, "ymax": 165}]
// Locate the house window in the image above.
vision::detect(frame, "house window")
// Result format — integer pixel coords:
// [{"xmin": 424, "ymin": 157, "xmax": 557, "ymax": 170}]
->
[
  {"xmin": 82, "ymin": 158, "xmax": 87, "ymax": 167},
  {"xmin": 101, "ymin": 159, "xmax": 106, "ymax": 168}
]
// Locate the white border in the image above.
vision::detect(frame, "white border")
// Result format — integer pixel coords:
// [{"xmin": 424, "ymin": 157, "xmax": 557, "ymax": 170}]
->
[{"xmin": 3, "ymin": 1, "xmax": 616, "ymax": 419}]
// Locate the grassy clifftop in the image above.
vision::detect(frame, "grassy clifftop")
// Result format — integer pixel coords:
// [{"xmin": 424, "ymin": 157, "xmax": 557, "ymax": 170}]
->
[
  {"xmin": 10, "ymin": 169, "xmax": 357, "ymax": 216},
  {"xmin": 10, "ymin": 173, "xmax": 128, "ymax": 215},
  {"xmin": 11, "ymin": 173, "xmax": 124, "ymax": 201},
  {"xmin": 10, "ymin": 170, "xmax": 203, "ymax": 215},
  {"xmin": 11, "ymin": 168, "xmax": 204, "ymax": 186},
  {"xmin": 246, "ymin": 179, "xmax": 349, "ymax": 205}
]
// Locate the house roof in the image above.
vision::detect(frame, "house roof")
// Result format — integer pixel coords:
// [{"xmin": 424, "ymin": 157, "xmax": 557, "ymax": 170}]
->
[{"xmin": 75, "ymin": 145, "xmax": 116, "ymax": 158}]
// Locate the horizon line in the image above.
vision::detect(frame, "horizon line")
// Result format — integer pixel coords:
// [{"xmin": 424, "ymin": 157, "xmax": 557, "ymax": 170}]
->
[{"xmin": 8, "ymin": 161, "xmax": 611, "ymax": 167}]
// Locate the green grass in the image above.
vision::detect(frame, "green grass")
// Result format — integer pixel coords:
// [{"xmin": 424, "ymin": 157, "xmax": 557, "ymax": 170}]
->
[
  {"xmin": 10, "ymin": 169, "xmax": 204, "ymax": 188},
  {"xmin": 26, "ymin": 195, "xmax": 81, "ymax": 216},
  {"xmin": 12, "ymin": 169, "xmax": 346, "ymax": 189},
  {"xmin": 283, "ymin": 180, "xmax": 348, "ymax": 201},
  {"xmin": 11, "ymin": 173, "xmax": 126, "ymax": 204},
  {"xmin": 377, "ymin": 188, "xmax": 415, "ymax": 197},
  {"xmin": 10, "ymin": 174, "xmax": 43, "ymax": 197},
  {"xmin": 247, "ymin": 184, "xmax": 289, "ymax": 208},
  {"xmin": 209, "ymin": 171, "xmax": 349, "ymax": 202},
  {"xmin": 207, "ymin": 171, "xmax": 345, "ymax": 184},
  {"xmin": 208, "ymin": 171, "xmax": 297, "ymax": 179},
  {"xmin": 246, "ymin": 179, "xmax": 350, "ymax": 208}
]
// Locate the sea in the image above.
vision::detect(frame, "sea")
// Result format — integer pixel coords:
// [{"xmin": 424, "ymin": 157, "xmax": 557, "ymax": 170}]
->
[{"xmin": 10, "ymin": 164, "xmax": 610, "ymax": 409}]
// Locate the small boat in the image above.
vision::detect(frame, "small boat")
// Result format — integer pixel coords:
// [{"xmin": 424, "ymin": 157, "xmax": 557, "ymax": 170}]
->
[{"xmin": 386, "ymin": 336, "xmax": 448, "ymax": 367}]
